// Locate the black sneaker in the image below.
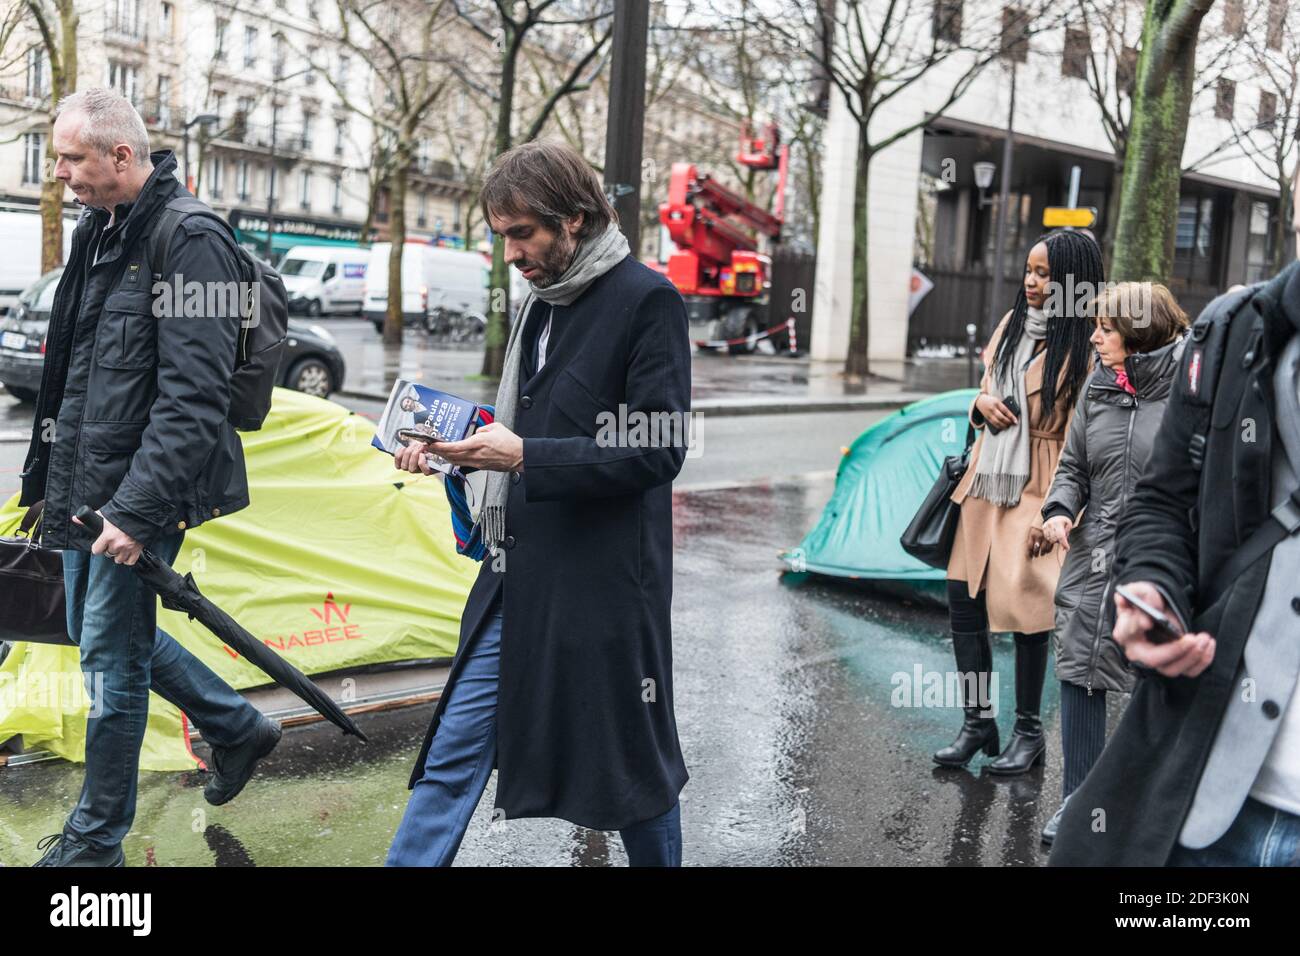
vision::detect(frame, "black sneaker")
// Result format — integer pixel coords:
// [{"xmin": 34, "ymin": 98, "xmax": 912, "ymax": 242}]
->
[
  {"xmin": 32, "ymin": 831, "xmax": 125, "ymax": 867},
  {"xmin": 204, "ymin": 717, "xmax": 282, "ymax": 807}
]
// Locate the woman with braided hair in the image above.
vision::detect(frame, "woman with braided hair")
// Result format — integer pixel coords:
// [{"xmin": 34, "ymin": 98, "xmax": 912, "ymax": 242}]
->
[{"xmin": 934, "ymin": 229, "xmax": 1103, "ymax": 774}]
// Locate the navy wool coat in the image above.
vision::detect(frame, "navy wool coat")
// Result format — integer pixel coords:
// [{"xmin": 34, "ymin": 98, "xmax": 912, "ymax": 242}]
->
[{"xmin": 406, "ymin": 254, "xmax": 692, "ymax": 831}]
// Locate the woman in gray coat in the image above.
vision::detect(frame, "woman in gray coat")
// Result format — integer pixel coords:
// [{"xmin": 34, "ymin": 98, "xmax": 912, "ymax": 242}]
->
[{"xmin": 1036, "ymin": 281, "xmax": 1188, "ymax": 843}]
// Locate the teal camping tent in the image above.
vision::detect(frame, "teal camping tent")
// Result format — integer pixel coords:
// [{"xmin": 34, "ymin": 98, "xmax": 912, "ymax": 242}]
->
[{"xmin": 783, "ymin": 389, "xmax": 979, "ymax": 582}]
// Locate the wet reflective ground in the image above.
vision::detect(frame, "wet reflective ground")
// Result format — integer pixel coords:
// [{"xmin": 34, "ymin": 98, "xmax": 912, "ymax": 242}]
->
[{"xmin": 0, "ymin": 473, "xmax": 1128, "ymax": 866}]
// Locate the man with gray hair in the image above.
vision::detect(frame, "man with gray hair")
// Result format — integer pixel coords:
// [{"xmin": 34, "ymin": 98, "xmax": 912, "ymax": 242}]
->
[{"xmin": 18, "ymin": 88, "xmax": 279, "ymax": 866}]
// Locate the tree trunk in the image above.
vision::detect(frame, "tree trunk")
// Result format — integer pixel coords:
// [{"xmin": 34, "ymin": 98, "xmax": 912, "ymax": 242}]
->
[
  {"xmin": 480, "ymin": 31, "xmax": 519, "ymax": 379},
  {"xmin": 1110, "ymin": 5, "xmax": 1207, "ymax": 282},
  {"xmin": 384, "ymin": 149, "xmax": 409, "ymax": 347},
  {"xmin": 39, "ymin": 2, "xmax": 78, "ymax": 273},
  {"xmin": 844, "ymin": 131, "xmax": 872, "ymax": 379}
]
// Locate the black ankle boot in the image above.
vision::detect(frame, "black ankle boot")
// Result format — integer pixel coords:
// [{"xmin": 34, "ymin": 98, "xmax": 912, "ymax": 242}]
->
[
  {"xmin": 988, "ymin": 632, "xmax": 1049, "ymax": 775},
  {"xmin": 933, "ymin": 629, "xmax": 1000, "ymax": 767}
]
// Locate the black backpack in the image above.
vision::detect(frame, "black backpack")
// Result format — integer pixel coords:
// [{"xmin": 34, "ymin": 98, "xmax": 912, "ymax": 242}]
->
[{"xmin": 145, "ymin": 196, "xmax": 289, "ymax": 431}]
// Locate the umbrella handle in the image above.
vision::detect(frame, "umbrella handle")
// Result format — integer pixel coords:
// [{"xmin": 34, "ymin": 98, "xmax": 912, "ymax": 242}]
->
[{"xmin": 74, "ymin": 505, "xmax": 104, "ymax": 537}]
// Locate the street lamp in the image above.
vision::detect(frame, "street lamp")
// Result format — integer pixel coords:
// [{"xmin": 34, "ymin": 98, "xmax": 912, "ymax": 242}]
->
[{"xmin": 182, "ymin": 112, "xmax": 219, "ymax": 194}]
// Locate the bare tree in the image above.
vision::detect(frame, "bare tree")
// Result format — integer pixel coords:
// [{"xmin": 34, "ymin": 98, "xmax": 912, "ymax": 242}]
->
[
  {"xmin": 321, "ymin": 0, "xmax": 454, "ymax": 346},
  {"xmin": 1184, "ymin": 1, "xmax": 1298, "ymax": 274},
  {"xmin": 452, "ymin": 0, "xmax": 614, "ymax": 377},
  {"xmin": 755, "ymin": 0, "xmax": 1058, "ymax": 378}
]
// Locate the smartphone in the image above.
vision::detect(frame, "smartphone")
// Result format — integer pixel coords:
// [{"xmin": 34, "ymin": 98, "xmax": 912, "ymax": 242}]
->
[
  {"xmin": 1114, "ymin": 585, "xmax": 1182, "ymax": 643},
  {"xmin": 985, "ymin": 394, "xmax": 1022, "ymax": 435},
  {"xmin": 398, "ymin": 427, "xmax": 444, "ymax": 445}
]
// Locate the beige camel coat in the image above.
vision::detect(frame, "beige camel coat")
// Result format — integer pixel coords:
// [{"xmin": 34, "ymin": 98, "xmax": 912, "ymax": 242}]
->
[{"xmin": 947, "ymin": 312, "xmax": 1088, "ymax": 634}]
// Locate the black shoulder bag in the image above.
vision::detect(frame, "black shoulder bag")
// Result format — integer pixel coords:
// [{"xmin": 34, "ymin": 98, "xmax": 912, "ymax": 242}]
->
[{"xmin": 900, "ymin": 421, "xmax": 977, "ymax": 570}]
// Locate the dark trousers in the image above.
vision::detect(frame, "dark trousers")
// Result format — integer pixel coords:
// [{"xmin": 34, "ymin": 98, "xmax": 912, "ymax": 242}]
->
[
  {"xmin": 61, "ymin": 530, "xmax": 262, "ymax": 850},
  {"xmin": 1059, "ymin": 680, "xmax": 1107, "ymax": 797}
]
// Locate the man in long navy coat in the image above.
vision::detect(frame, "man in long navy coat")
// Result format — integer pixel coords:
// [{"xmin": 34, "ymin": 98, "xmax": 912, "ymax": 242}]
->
[{"xmin": 385, "ymin": 141, "xmax": 691, "ymax": 866}]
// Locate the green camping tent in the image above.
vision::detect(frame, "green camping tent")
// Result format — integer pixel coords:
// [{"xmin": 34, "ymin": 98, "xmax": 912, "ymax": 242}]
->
[
  {"xmin": 0, "ymin": 387, "xmax": 479, "ymax": 770},
  {"xmin": 783, "ymin": 389, "xmax": 979, "ymax": 582}
]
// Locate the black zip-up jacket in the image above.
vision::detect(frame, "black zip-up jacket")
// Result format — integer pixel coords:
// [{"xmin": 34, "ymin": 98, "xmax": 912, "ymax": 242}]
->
[
  {"xmin": 1040, "ymin": 335, "xmax": 1185, "ymax": 694},
  {"xmin": 18, "ymin": 150, "xmax": 249, "ymax": 549},
  {"xmin": 1050, "ymin": 260, "xmax": 1300, "ymax": 866}
]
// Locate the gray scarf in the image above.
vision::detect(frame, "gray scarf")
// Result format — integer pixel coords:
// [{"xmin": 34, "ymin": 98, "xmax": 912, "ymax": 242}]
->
[
  {"xmin": 969, "ymin": 306, "xmax": 1048, "ymax": 507},
  {"xmin": 478, "ymin": 223, "xmax": 630, "ymax": 551}
]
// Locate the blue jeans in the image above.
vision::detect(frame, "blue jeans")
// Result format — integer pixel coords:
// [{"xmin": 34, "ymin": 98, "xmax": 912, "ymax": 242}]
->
[
  {"xmin": 1168, "ymin": 797, "xmax": 1300, "ymax": 866},
  {"xmin": 61, "ymin": 530, "xmax": 262, "ymax": 850},
  {"xmin": 387, "ymin": 601, "xmax": 683, "ymax": 866}
]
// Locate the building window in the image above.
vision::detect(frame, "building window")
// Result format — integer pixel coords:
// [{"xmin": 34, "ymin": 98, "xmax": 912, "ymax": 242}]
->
[
  {"xmin": 1222, "ymin": 0, "xmax": 1245, "ymax": 36},
  {"xmin": 109, "ymin": 0, "xmax": 142, "ymax": 39},
  {"xmin": 334, "ymin": 117, "xmax": 346, "ymax": 157},
  {"xmin": 299, "ymin": 170, "xmax": 311, "ymax": 209},
  {"xmin": 306, "ymin": 46, "xmax": 318, "ymax": 86},
  {"xmin": 22, "ymin": 132, "xmax": 44, "ymax": 186},
  {"xmin": 107, "ymin": 60, "xmax": 140, "ymax": 105},
  {"xmin": 1062, "ymin": 28, "xmax": 1089, "ymax": 80},
  {"xmin": 331, "ymin": 175, "xmax": 342, "ymax": 214},
  {"xmin": 215, "ymin": 17, "xmax": 228, "ymax": 61},
  {"xmin": 1245, "ymin": 200, "xmax": 1276, "ymax": 284},
  {"xmin": 267, "ymin": 166, "xmax": 277, "ymax": 204},
  {"xmin": 156, "ymin": 74, "xmax": 171, "ymax": 127},
  {"xmin": 1259, "ymin": 90, "xmax": 1278, "ymax": 129},
  {"xmin": 1215, "ymin": 79, "xmax": 1236, "ymax": 121},
  {"xmin": 160, "ymin": 2, "xmax": 174, "ymax": 40},
  {"xmin": 417, "ymin": 190, "xmax": 428, "ymax": 227},
  {"xmin": 301, "ymin": 112, "xmax": 315, "ymax": 151},
  {"xmin": 416, "ymin": 138, "xmax": 431, "ymax": 174},
  {"xmin": 209, "ymin": 89, "xmax": 226, "ymax": 123},
  {"xmin": 209, "ymin": 155, "xmax": 224, "ymax": 199},
  {"xmin": 244, "ymin": 26, "xmax": 258, "ymax": 68},
  {"xmin": 237, "ymin": 160, "xmax": 250, "ymax": 201},
  {"xmin": 273, "ymin": 34, "xmax": 287, "ymax": 80},
  {"xmin": 933, "ymin": 1, "xmax": 962, "ymax": 46},
  {"xmin": 25, "ymin": 47, "xmax": 47, "ymax": 99},
  {"xmin": 337, "ymin": 54, "xmax": 350, "ymax": 88},
  {"xmin": 1000, "ymin": 6, "xmax": 1030, "ymax": 63},
  {"xmin": 1174, "ymin": 193, "xmax": 1217, "ymax": 283},
  {"xmin": 1266, "ymin": 0, "xmax": 1284, "ymax": 51}
]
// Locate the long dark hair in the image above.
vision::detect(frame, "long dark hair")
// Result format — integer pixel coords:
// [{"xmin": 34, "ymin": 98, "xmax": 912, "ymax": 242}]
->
[{"xmin": 992, "ymin": 229, "xmax": 1103, "ymax": 426}]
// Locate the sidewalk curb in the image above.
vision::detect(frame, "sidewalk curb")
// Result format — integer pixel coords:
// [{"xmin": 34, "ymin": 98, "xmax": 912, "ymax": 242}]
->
[{"xmin": 336, "ymin": 388, "xmax": 926, "ymax": 417}]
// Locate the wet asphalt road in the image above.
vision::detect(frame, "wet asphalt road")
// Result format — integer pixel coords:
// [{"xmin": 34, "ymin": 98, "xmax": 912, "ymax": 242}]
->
[{"xmin": 0, "ymin": 386, "xmax": 1123, "ymax": 867}]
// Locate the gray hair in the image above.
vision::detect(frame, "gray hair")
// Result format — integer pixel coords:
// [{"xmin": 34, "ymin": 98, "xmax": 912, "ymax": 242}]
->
[{"xmin": 54, "ymin": 88, "xmax": 151, "ymax": 165}]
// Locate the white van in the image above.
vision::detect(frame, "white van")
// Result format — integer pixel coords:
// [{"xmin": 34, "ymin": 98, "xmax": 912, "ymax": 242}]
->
[
  {"xmin": 362, "ymin": 242, "xmax": 489, "ymax": 332},
  {"xmin": 277, "ymin": 245, "xmax": 369, "ymax": 316},
  {"xmin": 0, "ymin": 208, "xmax": 78, "ymax": 314}
]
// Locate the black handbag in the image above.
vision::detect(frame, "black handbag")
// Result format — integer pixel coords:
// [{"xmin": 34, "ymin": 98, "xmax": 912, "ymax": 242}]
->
[
  {"xmin": 900, "ymin": 422, "xmax": 977, "ymax": 570},
  {"xmin": 0, "ymin": 501, "xmax": 73, "ymax": 646}
]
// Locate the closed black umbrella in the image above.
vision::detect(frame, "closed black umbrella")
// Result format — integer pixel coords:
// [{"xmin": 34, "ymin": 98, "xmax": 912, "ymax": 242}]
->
[{"xmin": 76, "ymin": 506, "xmax": 368, "ymax": 742}]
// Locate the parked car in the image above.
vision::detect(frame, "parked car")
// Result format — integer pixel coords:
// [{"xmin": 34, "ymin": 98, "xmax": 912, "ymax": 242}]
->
[
  {"xmin": 278, "ymin": 245, "xmax": 369, "ymax": 317},
  {"xmin": 0, "ymin": 269, "xmax": 347, "ymax": 403},
  {"xmin": 362, "ymin": 241, "xmax": 489, "ymax": 334}
]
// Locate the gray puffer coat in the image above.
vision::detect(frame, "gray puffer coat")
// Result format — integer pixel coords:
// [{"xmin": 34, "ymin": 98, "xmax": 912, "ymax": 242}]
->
[{"xmin": 1040, "ymin": 334, "xmax": 1186, "ymax": 693}]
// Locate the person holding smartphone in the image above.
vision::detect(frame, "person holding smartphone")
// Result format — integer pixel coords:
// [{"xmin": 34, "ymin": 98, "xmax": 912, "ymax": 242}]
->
[
  {"xmin": 935, "ymin": 230, "xmax": 1102, "ymax": 774},
  {"xmin": 1049, "ymin": 167, "xmax": 1300, "ymax": 867},
  {"xmin": 1035, "ymin": 282, "xmax": 1189, "ymax": 845}
]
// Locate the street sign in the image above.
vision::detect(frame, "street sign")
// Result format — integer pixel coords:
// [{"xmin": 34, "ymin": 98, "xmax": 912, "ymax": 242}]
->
[{"xmin": 1043, "ymin": 206, "xmax": 1097, "ymax": 228}]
